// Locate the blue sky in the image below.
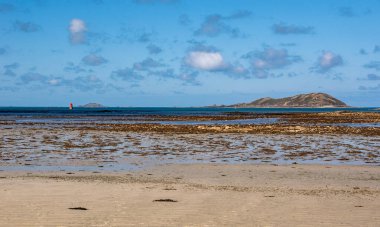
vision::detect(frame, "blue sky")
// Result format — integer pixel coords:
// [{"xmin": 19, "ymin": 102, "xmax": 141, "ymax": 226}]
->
[{"xmin": 1, "ymin": 0, "xmax": 380, "ymax": 107}]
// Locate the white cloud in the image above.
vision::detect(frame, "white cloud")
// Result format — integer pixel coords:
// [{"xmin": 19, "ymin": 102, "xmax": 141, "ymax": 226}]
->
[
  {"xmin": 243, "ymin": 47, "xmax": 301, "ymax": 78},
  {"xmin": 69, "ymin": 19, "xmax": 86, "ymax": 33},
  {"xmin": 186, "ymin": 51, "xmax": 226, "ymax": 71},
  {"xmin": 250, "ymin": 48, "xmax": 298, "ymax": 70},
  {"xmin": 253, "ymin": 59, "xmax": 267, "ymax": 69},
  {"xmin": 320, "ymin": 52, "xmax": 337, "ymax": 67},
  {"xmin": 69, "ymin": 19, "xmax": 87, "ymax": 44},
  {"xmin": 82, "ymin": 54, "xmax": 107, "ymax": 66},
  {"xmin": 48, "ymin": 79, "xmax": 60, "ymax": 86},
  {"xmin": 313, "ymin": 51, "xmax": 343, "ymax": 73}
]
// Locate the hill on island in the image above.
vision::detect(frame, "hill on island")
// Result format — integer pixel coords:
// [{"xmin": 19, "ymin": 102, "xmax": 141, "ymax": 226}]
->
[
  {"xmin": 78, "ymin": 103, "xmax": 105, "ymax": 108},
  {"xmin": 219, "ymin": 93, "xmax": 349, "ymax": 108}
]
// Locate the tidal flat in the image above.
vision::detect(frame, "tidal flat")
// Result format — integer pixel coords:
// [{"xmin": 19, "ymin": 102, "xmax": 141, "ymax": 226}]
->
[{"xmin": 1, "ymin": 111, "xmax": 380, "ymax": 171}]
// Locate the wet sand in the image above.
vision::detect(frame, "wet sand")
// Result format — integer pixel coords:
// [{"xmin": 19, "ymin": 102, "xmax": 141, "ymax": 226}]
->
[
  {"xmin": 1, "ymin": 112, "xmax": 380, "ymax": 169},
  {"xmin": 0, "ymin": 164, "xmax": 379, "ymax": 226},
  {"xmin": 1, "ymin": 130, "xmax": 379, "ymax": 170}
]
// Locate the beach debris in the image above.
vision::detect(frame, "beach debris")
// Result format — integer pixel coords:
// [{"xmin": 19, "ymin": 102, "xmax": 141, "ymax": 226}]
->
[
  {"xmin": 153, "ymin": 199, "xmax": 178, "ymax": 203},
  {"xmin": 163, "ymin": 188, "xmax": 177, "ymax": 191},
  {"xmin": 69, "ymin": 207, "xmax": 88, "ymax": 210}
]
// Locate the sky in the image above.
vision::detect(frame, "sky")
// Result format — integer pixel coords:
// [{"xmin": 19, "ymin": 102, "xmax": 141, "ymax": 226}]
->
[{"xmin": 0, "ymin": 0, "xmax": 380, "ymax": 107}]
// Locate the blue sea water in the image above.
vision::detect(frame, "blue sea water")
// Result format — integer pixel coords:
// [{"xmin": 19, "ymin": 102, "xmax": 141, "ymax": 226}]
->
[
  {"xmin": 0, "ymin": 107, "xmax": 379, "ymax": 117},
  {"xmin": 0, "ymin": 107, "xmax": 379, "ymax": 126}
]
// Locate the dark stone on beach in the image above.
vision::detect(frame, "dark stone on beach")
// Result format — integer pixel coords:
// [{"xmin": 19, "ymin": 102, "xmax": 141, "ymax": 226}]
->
[
  {"xmin": 69, "ymin": 207, "xmax": 88, "ymax": 210},
  {"xmin": 153, "ymin": 199, "xmax": 178, "ymax": 203}
]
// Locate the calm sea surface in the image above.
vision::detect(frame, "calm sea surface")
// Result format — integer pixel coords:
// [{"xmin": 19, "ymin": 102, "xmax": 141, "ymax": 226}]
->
[
  {"xmin": 0, "ymin": 107, "xmax": 378, "ymax": 117},
  {"xmin": 0, "ymin": 107, "xmax": 379, "ymax": 126}
]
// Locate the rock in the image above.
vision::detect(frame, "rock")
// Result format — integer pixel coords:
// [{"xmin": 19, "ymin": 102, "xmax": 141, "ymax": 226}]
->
[{"xmin": 78, "ymin": 103, "xmax": 105, "ymax": 108}]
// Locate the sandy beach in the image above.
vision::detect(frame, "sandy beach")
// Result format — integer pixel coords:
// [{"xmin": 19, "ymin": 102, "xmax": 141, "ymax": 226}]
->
[{"xmin": 0, "ymin": 164, "xmax": 379, "ymax": 226}]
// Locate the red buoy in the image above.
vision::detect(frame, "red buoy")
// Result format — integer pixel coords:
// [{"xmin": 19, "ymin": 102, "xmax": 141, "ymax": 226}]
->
[{"xmin": 69, "ymin": 102, "xmax": 73, "ymax": 110}]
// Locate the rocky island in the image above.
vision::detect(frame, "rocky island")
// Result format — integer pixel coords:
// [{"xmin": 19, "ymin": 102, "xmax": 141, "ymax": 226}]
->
[
  {"xmin": 78, "ymin": 103, "xmax": 105, "ymax": 108},
  {"xmin": 219, "ymin": 93, "xmax": 348, "ymax": 108}
]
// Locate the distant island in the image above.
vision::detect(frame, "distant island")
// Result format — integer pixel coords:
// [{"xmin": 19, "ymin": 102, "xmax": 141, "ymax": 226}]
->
[
  {"xmin": 78, "ymin": 103, "xmax": 105, "ymax": 108},
  {"xmin": 213, "ymin": 93, "xmax": 349, "ymax": 108}
]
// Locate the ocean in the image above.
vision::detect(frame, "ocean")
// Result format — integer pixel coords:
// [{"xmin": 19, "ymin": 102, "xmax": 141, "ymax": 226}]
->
[
  {"xmin": 0, "ymin": 107, "xmax": 379, "ymax": 126},
  {"xmin": 0, "ymin": 107, "xmax": 379, "ymax": 117}
]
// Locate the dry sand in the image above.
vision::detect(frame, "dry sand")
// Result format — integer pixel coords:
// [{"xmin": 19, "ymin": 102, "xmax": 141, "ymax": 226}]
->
[{"xmin": 0, "ymin": 164, "xmax": 379, "ymax": 226}]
